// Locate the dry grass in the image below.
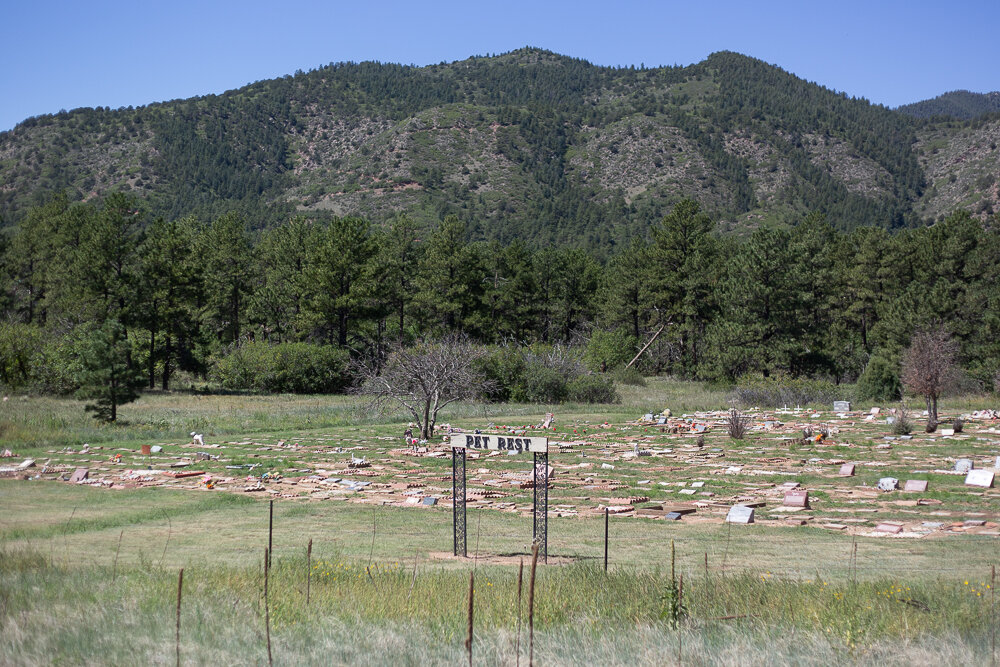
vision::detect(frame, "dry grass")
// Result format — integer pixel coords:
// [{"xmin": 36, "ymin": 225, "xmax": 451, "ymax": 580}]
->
[{"xmin": 1, "ymin": 543, "xmax": 995, "ymax": 666}]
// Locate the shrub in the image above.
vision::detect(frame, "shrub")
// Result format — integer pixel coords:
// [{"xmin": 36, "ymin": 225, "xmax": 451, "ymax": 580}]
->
[
  {"xmin": 890, "ymin": 406, "xmax": 913, "ymax": 435},
  {"xmin": 726, "ymin": 407, "xmax": 752, "ymax": 440},
  {"xmin": 476, "ymin": 344, "xmax": 618, "ymax": 404},
  {"xmin": 730, "ymin": 374, "xmax": 845, "ymax": 408},
  {"xmin": 857, "ymin": 353, "xmax": 902, "ymax": 402},
  {"xmin": 517, "ymin": 362, "xmax": 568, "ymax": 403},
  {"xmin": 211, "ymin": 341, "xmax": 350, "ymax": 394},
  {"xmin": 611, "ymin": 366, "xmax": 647, "ymax": 386},
  {"xmin": 566, "ymin": 373, "xmax": 617, "ymax": 403},
  {"xmin": 475, "ymin": 346, "xmax": 526, "ymax": 402},
  {"xmin": 583, "ymin": 329, "xmax": 637, "ymax": 372},
  {"xmin": 0, "ymin": 322, "xmax": 42, "ymax": 391}
]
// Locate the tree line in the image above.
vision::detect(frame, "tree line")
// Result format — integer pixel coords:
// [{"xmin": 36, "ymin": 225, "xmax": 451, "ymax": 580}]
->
[{"xmin": 1, "ymin": 193, "xmax": 999, "ymax": 418}]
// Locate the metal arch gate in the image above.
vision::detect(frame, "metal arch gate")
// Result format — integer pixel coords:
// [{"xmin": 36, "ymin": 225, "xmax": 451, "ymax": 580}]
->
[{"xmin": 451, "ymin": 434, "xmax": 549, "ymax": 561}]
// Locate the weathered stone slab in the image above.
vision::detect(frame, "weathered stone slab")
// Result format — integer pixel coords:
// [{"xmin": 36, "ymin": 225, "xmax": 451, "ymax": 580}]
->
[
  {"xmin": 965, "ymin": 469, "xmax": 995, "ymax": 488},
  {"xmin": 69, "ymin": 468, "xmax": 89, "ymax": 483},
  {"xmin": 877, "ymin": 477, "xmax": 898, "ymax": 491},
  {"xmin": 955, "ymin": 459, "xmax": 974, "ymax": 473},
  {"xmin": 903, "ymin": 480, "xmax": 928, "ymax": 492},
  {"xmin": 833, "ymin": 401, "xmax": 851, "ymax": 412},
  {"xmin": 838, "ymin": 463, "xmax": 855, "ymax": 477},
  {"xmin": 726, "ymin": 505, "xmax": 754, "ymax": 524},
  {"xmin": 664, "ymin": 512, "xmax": 683, "ymax": 521},
  {"xmin": 875, "ymin": 523, "xmax": 903, "ymax": 534}
]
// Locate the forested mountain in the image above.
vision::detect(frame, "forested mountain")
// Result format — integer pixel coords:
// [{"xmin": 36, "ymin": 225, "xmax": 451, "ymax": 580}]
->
[
  {"xmin": 898, "ymin": 90, "xmax": 1000, "ymax": 120},
  {"xmin": 2, "ymin": 48, "xmax": 998, "ymax": 247}
]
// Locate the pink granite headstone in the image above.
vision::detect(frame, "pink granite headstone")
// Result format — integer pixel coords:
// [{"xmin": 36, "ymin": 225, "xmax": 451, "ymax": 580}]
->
[{"xmin": 783, "ymin": 489, "xmax": 810, "ymax": 508}]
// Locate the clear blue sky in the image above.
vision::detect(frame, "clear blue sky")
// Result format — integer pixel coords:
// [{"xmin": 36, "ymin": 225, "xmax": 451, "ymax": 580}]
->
[{"xmin": 2, "ymin": 0, "xmax": 998, "ymax": 132}]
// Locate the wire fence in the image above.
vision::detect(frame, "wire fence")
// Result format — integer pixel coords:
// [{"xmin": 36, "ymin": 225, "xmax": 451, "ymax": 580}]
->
[{"xmin": 34, "ymin": 498, "xmax": 993, "ymax": 583}]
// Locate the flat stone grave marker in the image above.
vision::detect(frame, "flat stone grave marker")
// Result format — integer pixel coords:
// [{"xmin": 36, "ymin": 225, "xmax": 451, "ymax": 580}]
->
[
  {"xmin": 69, "ymin": 468, "xmax": 88, "ymax": 483},
  {"xmin": 783, "ymin": 489, "xmax": 810, "ymax": 508},
  {"xmin": 965, "ymin": 469, "xmax": 995, "ymax": 488},
  {"xmin": 422, "ymin": 497, "xmax": 438, "ymax": 506},
  {"xmin": 877, "ymin": 477, "xmax": 899, "ymax": 491},
  {"xmin": 690, "ymin": 481, "xmax": 705, "ymax": 488},
  {"xmin": 875, "ymin": 523, "xmax": 903, "ymax": 534},
  {"xmin": 838, "ymin": 463, "xmax": 855, "ymax": 476},
  {"xmin": 955, "ymin": 459, "xmax": 974, "ymax": 473},
  {"xmin": 903, "ymin": 480, "xmax": 928, "ymax": 492},
  {"xmin": 678, "ymin": 488, "xmax": 697, "ymax": 495},
  {"xmin": 726, "ymin": 505, "xmax": 755, "ymax": 524},
  {"xmin": 833, "ymin": 401, "xmax": 851, "ymax": 412},
  {"xmin": 664, "ymin": 512, "xmax": 683, "ymax": 521},
  {"xmin": 940, "ymin": 428, "xmax": 955, "ymax": 436}
]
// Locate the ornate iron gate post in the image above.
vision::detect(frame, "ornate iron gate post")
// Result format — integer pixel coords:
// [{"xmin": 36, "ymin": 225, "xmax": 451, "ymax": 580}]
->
[
  {"xmin": 452, "ymin": 446, "xmax": 467, "ymax": 557},
  {"xmin": 532, "ymin": 450, "xmax": 549, "ymax": 561}
]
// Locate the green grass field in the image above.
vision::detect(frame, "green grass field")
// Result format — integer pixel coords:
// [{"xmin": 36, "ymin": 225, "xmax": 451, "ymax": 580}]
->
[{"xmin": 2, "ymin": 383, "xmax": 999, "ymax": 665}]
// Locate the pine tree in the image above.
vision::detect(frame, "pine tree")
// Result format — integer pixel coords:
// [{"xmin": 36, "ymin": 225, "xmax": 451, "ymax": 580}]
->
[
  {"xmin": 201, "ymin": 211, "xmax": 254, "ymax": 344},
  {"xmin": 302, "ymin": 216, "xmax": 376, "ymax": 347},
  {"xmin": 74, "ymin": 321, "xmax": 144, "ymax": 422}
]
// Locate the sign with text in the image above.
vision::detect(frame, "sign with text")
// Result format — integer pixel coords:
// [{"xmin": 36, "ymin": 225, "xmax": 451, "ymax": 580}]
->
[{"xmin": 450, "ymin": 433, "xmax": 548, "ymax": 453}]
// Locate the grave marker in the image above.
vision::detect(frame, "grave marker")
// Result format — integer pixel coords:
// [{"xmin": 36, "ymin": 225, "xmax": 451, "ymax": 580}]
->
[
  {"xmin": 783, "ymin": 489, "xmax": 810, "ymax": 508},
  {"xmin": 726, "ymin": 505, "xmax": 755, "ymax": 524},
  {"xmin": 965, "ymin": 469, "xmax": 995, "ymax": 488},
  {"xmin": 833, "ymin": 401, "xmax": 851, "ymax": 412},
  {"xmin": 903, "ymin": 480, "xmax": 928, "ymax": 492},
  {"xmin": 955, "ymin": 459, "xmax": 974, "ymax": 473},
  {"xmin": 838, "ymin": 463, "xmax": 855, "ymax": 477},
  {"xmin": 875, "ymin": 523, "xmax": 903, "ymax": 534},
  {"xmin": 69, "ymin": 468, "xmax": 88, "ymax": 483},
  {"xmin": 877, "ymin": 477, "xmax": 898, "ymax": 491}
]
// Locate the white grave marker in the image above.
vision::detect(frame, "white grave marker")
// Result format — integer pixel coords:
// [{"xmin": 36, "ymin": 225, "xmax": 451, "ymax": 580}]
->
[{"xmin": 726, "ymin": 505, "xmax": 755, "ymax": 524}]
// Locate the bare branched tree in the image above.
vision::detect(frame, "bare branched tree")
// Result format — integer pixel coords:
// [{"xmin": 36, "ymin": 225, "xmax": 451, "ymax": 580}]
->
[
  {"xmin": 356, "ymin": 337, "xmax": 488, "ymax": 439},
  {"xmin": 901, "ymin": 326, "xmax": 960, "ymax": 426}
]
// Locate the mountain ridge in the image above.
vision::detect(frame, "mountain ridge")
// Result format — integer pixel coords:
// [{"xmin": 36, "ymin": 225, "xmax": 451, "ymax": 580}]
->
[{"xmin": 2, "ymin": 48, "xmax": 997, "ymax": 245}]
